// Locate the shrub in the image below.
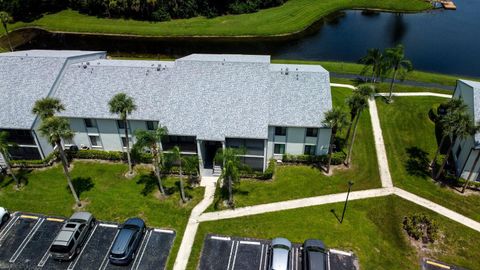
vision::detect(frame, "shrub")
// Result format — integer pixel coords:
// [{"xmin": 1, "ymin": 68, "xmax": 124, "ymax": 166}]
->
[
  {"xmin": 282, "ymin": 152, "xmax": 345, "ymax": 165},
  {"xmin": 403, "ymin": 213, "xmax": 439, "ymax": 243},
  {"xmin": 151, "ymin": 7, "xmax": 171, "ymax": 22},
  {"xmin": 239, "ymin": 159, "xmax": 276, "ymax": 180},
  {"xmin": 11, "ymin": 151, "xmax": 58, "ymax": 167},
  {"xmin": 457, "ymin": 178, "xmax": 480, "ymax": 189}
]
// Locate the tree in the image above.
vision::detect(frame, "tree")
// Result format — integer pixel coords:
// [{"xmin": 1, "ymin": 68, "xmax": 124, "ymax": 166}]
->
[
  {"xmin": 38, "ymin": 117, "xmax": 81, "ymax": 206},
  {"xmin": 171, "ymin": 146, "xmax": 187, "ymax": 203},
  {"xmin": 359, "ymin": 48, "xmax": 384, "ymax": 83},
  {"xmin": 134, "ymin": 125, "xmax": 168, "ymax": 196},
  {"xmin": 344, "ymin": 92, "xmax": 369, "ymax": 167},
  {"xmin": 215, "ymin": 147, "xmax": 245, "ymax": 207},
  {"xmin": 344, "ymin": 85, "xmax": 374, "ymax": 143},
  {"xmin": 430, "ymin": 99, "xmax": 468, "ymax": 168},
  {"xmin": 32, "ymin": 97, "xmax": 66, "ymax": 120},
  {"xmin": 108, "ymin": 93, "xmax": 136, "ymax": 175},
  {"xmin": 0, "ymin": 11, "xmax": 12, "ymax": 52},
  {"xmin": 0, "ymin": 131, "xmax": 19, "ymax": 188},
  {"xmin": 183, "ymin": 155, "xmax": 200, "ymax": 185},
  {"xmin": 384, "ymin": 44, "xmax": 413, "ymax": 102},
  {"xmin": 322, "ymin": 107, "xmax": 348, "ymax": 173},
  {"xmin": 434, "ymin": 111, "xmax": 478, "ymax": 180}
]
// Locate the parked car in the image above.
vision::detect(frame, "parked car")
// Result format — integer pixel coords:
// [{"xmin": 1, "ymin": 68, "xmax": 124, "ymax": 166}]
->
[
  {"xmin": 0, "ymin": 207, "xmax": 10, "ymax": 226},
  {"xmin": 269, "ymin": 237, "xmax": 292, "ymax": 270},
  {"xmin": 108, "ymin": 218, "xmax": 146, "ymax": 265},
  {"xmin": 303, "ymin": 239, "xmax": 327, "ymax": 270},
  {"xmin": 50, "ymin": 212, "xmax": 95, "ymax": 261}
]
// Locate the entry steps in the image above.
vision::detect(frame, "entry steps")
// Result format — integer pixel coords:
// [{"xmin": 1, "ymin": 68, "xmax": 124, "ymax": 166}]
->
[{"xmin": 213, "ymin": 165, "xmax": 222, "ymax": 176}]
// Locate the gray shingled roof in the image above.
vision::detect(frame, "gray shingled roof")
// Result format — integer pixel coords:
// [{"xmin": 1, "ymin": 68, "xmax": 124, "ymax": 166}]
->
[
  {"xmin": 459, "ymin": 79, "xmax": 480, "ymax": 148},
  {"xmin": 0, "ymin": 50, "xmax": 106, "ymax": 129},
  {"xmin": 54, "ymin": 54, "xmax": 331, "ymax": 140}
]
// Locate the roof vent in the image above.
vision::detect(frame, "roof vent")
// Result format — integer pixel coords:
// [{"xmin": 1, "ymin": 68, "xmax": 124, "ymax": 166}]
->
[
  {"xmin": 83, "ymin": 64, "xmax": 88, "ymax": 69},
  {"xmin": 296, "ymin": 74, "xmax": 299, "ymax": 80},
  {"xmin": 285, "ymin": 67, "xmax": 289, "ymax": 75},
  {"xmin": 86, "ymin": 62, "xmax": 90, "ymax": 66},
  {"xmin": 157, "ymin": 64, "xmax": 161, "ymax": 71},
  {"xmin": 280, "ymin": 68, "xmax": 283, "ymax": 75}
]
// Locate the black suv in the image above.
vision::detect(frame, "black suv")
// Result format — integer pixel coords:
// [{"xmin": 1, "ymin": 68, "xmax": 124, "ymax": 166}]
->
[
  {"xmin": 303, "ymin": 239, "xmax": 327, "ymax": 270},
  {"xmin": 108, "ymin": 218, "xmax": 146, "ymax": 265}
]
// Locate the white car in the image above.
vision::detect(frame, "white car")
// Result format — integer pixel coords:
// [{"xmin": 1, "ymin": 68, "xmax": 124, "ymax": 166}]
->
[{"xmin": 0, "ymin": 207, "xmax": 10, "ymax": 226}]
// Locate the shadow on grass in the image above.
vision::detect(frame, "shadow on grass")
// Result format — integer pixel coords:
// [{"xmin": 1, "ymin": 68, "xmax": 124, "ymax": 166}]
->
[
  {"xmin": 136, "ymin": 172, "xmax": 176, "ymax": 196},
  {"xmin": 0, "ymin": 167, "xmax": 31, "ymax": 188},
  {"xmin": 70, "ymin": 177, "xmax": 94, "ymax": 197},
  {"xmin": 405, "ymin": 147, "xmax": 430, "ymax": 179}
]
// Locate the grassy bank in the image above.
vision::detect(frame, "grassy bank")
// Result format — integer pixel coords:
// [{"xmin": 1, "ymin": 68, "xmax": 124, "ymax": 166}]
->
[
  {"xmin": 1, "ymin": 0, "xmax": 430, "ymax": 38},
  {"xmin": 188, "ymin": 196, "xmax": 480, "ymax": 269},
  {"xmin": 209, "ymin": 86, "xmax": 380, "ymax": 210},
  {"xmin": 0, "ymin": 161, "xmax": 204, "ymax": 269},
  {"xmin": 376, "ymin": 97, "xmax": 480, "ymax": 222}
]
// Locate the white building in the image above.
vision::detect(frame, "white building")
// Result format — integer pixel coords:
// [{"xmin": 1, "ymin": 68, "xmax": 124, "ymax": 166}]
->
[
  {"xmin": 0, "ymin": 50, "xmax": 333, "ymax": 172},
  {"xmin": 452, "ymin": 79, "xmax": 480, "ymax": 182}
]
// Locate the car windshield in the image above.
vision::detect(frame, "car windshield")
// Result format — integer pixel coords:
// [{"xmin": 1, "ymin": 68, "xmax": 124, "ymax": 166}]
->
[
  {"xmin": 307, "ymin": 246, "xmax": 324, "ymax": 252},
  {"xmin": 123, "ymin": 224, "xmax": 139, "ymax": 230},
  {"xmin": 273, "ymin": 244, "xmax": 290, "ymax": 250},
  {"xmin": 50, "ymin": 242, "xmax": 73, "ymax": 253}
]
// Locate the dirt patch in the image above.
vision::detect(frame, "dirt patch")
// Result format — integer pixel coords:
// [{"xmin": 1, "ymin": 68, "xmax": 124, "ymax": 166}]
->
[{"xmin": 72, "ymin": 199, "xmax": 91, "ymax": 210}]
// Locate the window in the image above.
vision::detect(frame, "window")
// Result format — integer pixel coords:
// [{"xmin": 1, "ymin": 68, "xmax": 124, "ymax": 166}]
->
[
  {"xmin": 84, "ymin": 119, "xmax": 97, "ymax": 128},
  {"xmin": 64, "ymin": 137, "xmax": 74, "ymax": 145},
  {"xmin": 89, "ymin": 136, "xmax": 100, "ymax": 147},
  {"xmin": 74, "ymin": 231, "xmax": 80, "ymax": 240},
  {"xmin": 275, "ymin": 127, "xmax": 287, "ymax": 136},
  {"xmin": 79, "ymin": 224, "xmax": 86, "ymax": 232},
  {"xmin": 274, "ymin": 144, "xmax": 285, "ymax": 154},
  {"xmin": 117, "ymin": 120, "xmax": 125, "ymax": 129},
  {"xmin": 121, "ymin": 137, "xmax": 131, "ymax": 147},
  {"xmin": 304, "ymin": 145, "xmax": 316, "ymax": 155},
  {"xmin": 146, "ymin": 121, "xmax": 155, "ymax": 131},
  {"xmin": 306, "ymin": 128, "xmax": 318, "ymax": 137}
]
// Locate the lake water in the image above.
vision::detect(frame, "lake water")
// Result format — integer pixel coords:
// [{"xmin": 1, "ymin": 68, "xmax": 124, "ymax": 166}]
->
[{"xmin": 17, "ymin": 0, "xmax": 480, "ymax": 77}]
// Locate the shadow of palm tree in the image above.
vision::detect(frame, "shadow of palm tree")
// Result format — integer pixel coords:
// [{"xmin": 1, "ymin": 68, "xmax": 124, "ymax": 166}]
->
[
  {"xmin": 405, "ymin": 146, "xmax": 430, "ymax": 178},
  {"xmin": 136, "ymin": 173, "xmax": 157, "ymax": 196},
  {"xmin": 70, "ymin": 177, "xmax": 94, "ymax": 197},
  {"xmin": 16, "ymin": 168, "xmax": 31, "ymax": 186}
]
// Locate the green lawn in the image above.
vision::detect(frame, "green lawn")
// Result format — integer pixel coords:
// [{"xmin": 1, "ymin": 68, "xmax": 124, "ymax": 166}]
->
[
  {"xmin": 376, "ymin": 97, "xmax": 480, "ymax": 222},
  {"xmin": 210, "ymin": 87, "xmax": 380, "ymax": 210},
  {"xmin": 2, "ymin": 0, "xmax": 429, "ymax": 39},
  {"xmin": 0, "ymin": 161, "xmax": 204, "ymax": 269},
  {"xmin": 189, "ymin": 196, "xmax": 480, "ymax": 269}
]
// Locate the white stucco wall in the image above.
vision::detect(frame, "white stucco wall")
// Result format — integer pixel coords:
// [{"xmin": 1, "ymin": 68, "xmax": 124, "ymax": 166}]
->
[{"xmin": 267, "ymin": 126, "xmax": 331, "ymax": 159}]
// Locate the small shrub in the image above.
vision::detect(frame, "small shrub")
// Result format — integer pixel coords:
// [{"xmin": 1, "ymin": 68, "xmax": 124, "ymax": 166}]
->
[
  {"xmin": 282, "ymin": 152, "xmax": 345, "ymax": 165},
  {"xmin": 151, "ymin": 7, "xmax": 171, "ymax": 22},
  {"xmin": 11, "ymin": 151, "xmax": 58, "ymax": 167},
  {"xmin": 403, "ymin": 213, "xmax": 439, "ymax": 243}
]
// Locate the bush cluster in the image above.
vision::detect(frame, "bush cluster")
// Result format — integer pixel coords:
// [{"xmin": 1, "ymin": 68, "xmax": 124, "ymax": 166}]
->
[
  {"xmin": 282, "ymin": 152, "xmax": 346, "ymax": 165},
  {"xmin": 11, "ymin": 151, "xmax": 58, "ymax": 167},
  {"xmin": 239, "ymin": 159, "xmax": 276, "ymax": 180},
  {"xmin": 403, "ymin": 213, "xmax": 439, "ymax": 243},
  {"xmin": 1, "ymin": 0, "xmax": 287, "ymax": 23}
]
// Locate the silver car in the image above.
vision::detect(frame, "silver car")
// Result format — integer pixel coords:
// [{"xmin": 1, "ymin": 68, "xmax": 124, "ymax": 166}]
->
[
  {"xmin": 50, "ymin": 212, "xmax": 95, "ymax": 261},
  {"xmin": 269, "ymin": 238, "xmax": 292, "ymax": 270},
  {"xmin": 0, "ymin": 207, "xmax": 9, "ymax": 226}
]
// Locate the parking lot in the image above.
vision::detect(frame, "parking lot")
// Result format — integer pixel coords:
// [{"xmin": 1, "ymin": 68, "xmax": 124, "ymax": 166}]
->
[
  {"xmin": 198, "ymin": 234, "xmax": 358, "ymax": 270},
  {"xmin": 0, "ymin": 212, "xmax": 175, "ymax": 270}
]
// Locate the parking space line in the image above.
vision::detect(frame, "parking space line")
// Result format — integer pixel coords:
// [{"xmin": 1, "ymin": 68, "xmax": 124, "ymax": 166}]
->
[
  {"xmin": 67, "ymin": 223, "xmax": 99, "ymax": 270},
  {"xmin": 239, "ymin": 240, "xmax": 260, "ymax": 245},
  {"xmin": 226, "ymin": 240, "xmax": 236, "ymax": 270},
  {"xmin": 131, "ymin": 230, "xmax": 152, "ymax": 270},
  {"xmin": 9, "ymin": 217, "xmax": 45, "ymax": 263},
  {"xmin": 230, "ymin": 241, "xmax": 240, "ymax": 270},
  {"xmin": 99, "ymin": 223, "xmax": 118, "ymax": 228},
  {"xmin": 258, "ymin": 244, "xmax": 265, "ymax": 270},
  {"xmin": 327, "ymin": 251, "xmax": 331, "ymax": 270},
  {"xmin": 263, "ymin": 244, "xmax": 268, "ymax": 270},
  {"xmin": 211, "ymin": 235, "xmax": 231, "ymax": 241},
  {"xmin": 290, "ymin": 247, "xmax": 294, "ymax": 270},
  {"xmin": 0, "ymin": 215, "xmax": 19, "ymax": 244},
  {"xmin": 329, "ymin": 249, "xmax": 352, "ymax": 256},
  {"xmin": 153, "ymin": 228, "xmax": 174, "ymax": 234},
  {"xmin": 295, "ymin": 248, "xmax": 299, "ymax": 270},
  {"xmin": 99, "ymin": 229, "xmax": 120, "ymax": 270}
]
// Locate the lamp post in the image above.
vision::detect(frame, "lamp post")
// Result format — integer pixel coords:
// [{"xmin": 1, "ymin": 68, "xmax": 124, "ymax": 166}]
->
[{"xmin": 340, "ymin": 181, "xmax": 354, "ymax": 224}]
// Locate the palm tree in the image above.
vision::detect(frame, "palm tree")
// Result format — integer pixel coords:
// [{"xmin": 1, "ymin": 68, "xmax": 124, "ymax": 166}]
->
[
  {"xmin": 344, "ymin": 85, "xmax": 374, "ymax": 143},
  {"xmin": 171, "ymin": 146, "xmax": 187, "ymax": 203},
  {"xmin": 134, "ymin": 125, "xmax": 169, "ymax": 196},
  {"xmin": 32, "ymin": 97, "xmax": 66, "ymax": 120},
  {"xmin": 0, "ymin": 11, "xmax": 13, "ymax": 52},
  {"xmin": 430, "ymin": 99, "xmax": 468, "ymax": 168},
  {"xmin": 322, "ymin": 107, "xmax": 348, "ymax": 173},
  {"xmin": 215, "ymin": 148, "xmax": 244, "ymax": 207},
  {"xmin": 345, "ymin": 93, "xmax": 369, "ymax": 167},
  {"xmin": 38, "ymin": 117, "xmax": 81, "ymax": 206},
  {"xmin": 384, "ymin": 44, "xmax": 413, "ymax": 102},
  {"xmin": 434, "ymin": 111, "xmax": 478, "ymax": 180},
  {"xmin": 359, "ymin": 48, "xmax": 384, "ymax": 83},
  {"xmin": 109, "ymin": 93, "xmax": 137, "ymax": 175},
  {"xmin": 0, "ymin": 131, "xmax": 19, "ymax": 188}
]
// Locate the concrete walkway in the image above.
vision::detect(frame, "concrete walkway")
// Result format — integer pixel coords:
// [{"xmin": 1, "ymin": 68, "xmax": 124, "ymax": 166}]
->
[
  {"xmin": 173, "ymin": 176, "xmax": 218, "ymax": 270},
  {"xmin": 375, "ymin": 92, "xmax": 452, "ymax": 98}
]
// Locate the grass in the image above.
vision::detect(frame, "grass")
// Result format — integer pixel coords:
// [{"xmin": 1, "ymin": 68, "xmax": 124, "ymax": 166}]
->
[
  {"xmin": 209, "ymin": 86, "xmax": 380, "ymax": 210},
  {"xmin": 0, "ymin": 161, "xmax": 204, "ymax": 269},
  {"xmin": 376, "ymin": 97, "xmax": 480, "ymax": 222},
  {"xmin": 1, "ymin": 0, "xmax": 430, "ymax": 38},
  {"xmin": 188, "ymin": 196, "xmax": 480, "ymax": 269}
]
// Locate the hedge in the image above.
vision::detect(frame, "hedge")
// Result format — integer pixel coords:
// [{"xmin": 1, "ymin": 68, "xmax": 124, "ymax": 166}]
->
[
  {"xmin": 282, "ymin": 152, "xmax": 346, "ymax": 165},
  {"xmin": 10, "ymin": 151, "xmax": 58, "ymax": 167}
]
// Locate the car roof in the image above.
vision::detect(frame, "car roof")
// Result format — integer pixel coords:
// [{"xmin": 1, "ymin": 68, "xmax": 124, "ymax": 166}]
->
[
  {"xmin": 307, "ymin": 250, "xmax": 326, "ymax": 270},
  {"xmin": 124, "ymin": 217, "xmax": 145, "ymax": 227},
  {"xmin": 111, "ymin": 228, "xmax": 135, "ymax": 254},
  {"xmin": 271, "ymin": 237, "xmax": 292, "ymax": 248},
  {"xmin": 304, "ymin": 239, "xmax": 326, "ymax": 249},
  {"xmin": 53, "ymin": 230, "xmax": 74, "ymax": 244},
  {"xmin": 69, "ymin": 212, "xmax": 92, "ymax": 222},
  {"xmin": 0, "ymin": 207, "xmax": 6, "ymax": 214}
]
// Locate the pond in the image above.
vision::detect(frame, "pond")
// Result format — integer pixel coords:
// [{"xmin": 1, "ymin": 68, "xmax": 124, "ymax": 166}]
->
[{"xmin": 17, "ymin": 0, "xmax": 480, "ymax": 77}]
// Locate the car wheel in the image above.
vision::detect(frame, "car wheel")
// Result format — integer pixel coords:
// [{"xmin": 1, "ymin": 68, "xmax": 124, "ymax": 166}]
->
[
  {"xmin": 76, "ymin": 247, "xmax": 81, "ymax": 255},
  {"xmin": 2, "ymin": 213, "xmax": 9, "ymax": 223},
  {"xmin": 131, "ymin": 252, "xmax": 135, "ymax": 261}
]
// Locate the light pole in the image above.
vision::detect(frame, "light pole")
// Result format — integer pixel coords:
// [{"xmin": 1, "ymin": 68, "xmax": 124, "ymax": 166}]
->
[{"xmin": 340, "ymin": 181, "xmax": 354, "ymax": 224}]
